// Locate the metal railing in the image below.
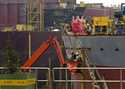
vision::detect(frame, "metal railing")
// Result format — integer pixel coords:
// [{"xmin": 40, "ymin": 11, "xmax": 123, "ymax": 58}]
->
[
  {"xmin": 0, "ymin": 67, "xmax": 50, "ymax": 89},
  {"xmin": 0, "ymin": 67, "xmax": 125, "ymax": 89},
  {"xmin": 53, "ymin": 67, "xmax": 125, "ymax": 89}
]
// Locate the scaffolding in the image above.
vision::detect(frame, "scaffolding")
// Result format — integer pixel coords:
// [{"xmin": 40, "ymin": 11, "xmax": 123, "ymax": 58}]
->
[{"xmin": 26, "ymin": 0, "xmax": 44, "ymax": 31}]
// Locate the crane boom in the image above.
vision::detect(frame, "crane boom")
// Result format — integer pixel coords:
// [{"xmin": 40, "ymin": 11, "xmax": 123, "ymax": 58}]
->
[{"xmin": 21, "ymin": 37, "xmax": 65, "ymax": 69}]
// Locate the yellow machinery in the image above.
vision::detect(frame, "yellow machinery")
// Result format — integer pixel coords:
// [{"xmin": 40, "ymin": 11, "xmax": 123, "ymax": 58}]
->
[
  {"xmin": 92, "ymin": 16, "xmax": 113, "ymax": 35},
  {"xmin": 16, "ymin": 24, "xmax": 34, "ymax": 31}
]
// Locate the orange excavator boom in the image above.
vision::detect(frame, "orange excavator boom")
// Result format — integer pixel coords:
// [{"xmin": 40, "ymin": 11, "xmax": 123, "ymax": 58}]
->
[{"xmin": 21, "ymin": 37, "xmax": 65, "ymax": 69}]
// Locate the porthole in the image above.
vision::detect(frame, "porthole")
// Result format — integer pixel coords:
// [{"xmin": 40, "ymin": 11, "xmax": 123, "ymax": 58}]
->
[
  {"xmin": 100, "ymin": 48, "xmax": 104, "ymax": 51},
  {"xmin": 115, "ymin": 48, "xmax": 119, "ymax": 51}
]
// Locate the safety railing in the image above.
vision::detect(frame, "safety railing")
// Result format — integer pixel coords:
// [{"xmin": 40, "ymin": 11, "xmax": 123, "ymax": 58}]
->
[
  {"xmin": 53, "ymin": 67, "xmax": 125, "ymax": 89},
  {"xmin": 0, "ymin": 67, "xmax": 125, "ymax": 89},
  {"xmin": 0, "ymin": 67, "xmax": 50, "ymax": 89}
]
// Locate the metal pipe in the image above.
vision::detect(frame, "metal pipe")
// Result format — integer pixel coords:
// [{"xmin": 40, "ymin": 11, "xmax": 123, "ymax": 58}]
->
[
  {"xmin": 28, "ymin": 32, "xmax": 31, "ymax": 58},
  {"xmin": 48, "ymin": 58, "xmax": 52, "ymax": 89},
  {"xmin": 65, "ymin": 69, "xmax": 68, "ymax": 89},
  {"xmin": 53, "ymin": 67, "xmax": 125, "ymax": 70},
  {"xmin": 40, "ymin": 0, "xmax": 44, "ymax": 31},
  {"xmin": 53, "ymin": 80, "xmax": 125, "ymax": 83}
]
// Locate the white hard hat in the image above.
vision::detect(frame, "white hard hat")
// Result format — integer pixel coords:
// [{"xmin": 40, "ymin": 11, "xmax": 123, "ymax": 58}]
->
[{"xmin": 76, "ymin": 52, "xmax": 79, "ymax": 55}]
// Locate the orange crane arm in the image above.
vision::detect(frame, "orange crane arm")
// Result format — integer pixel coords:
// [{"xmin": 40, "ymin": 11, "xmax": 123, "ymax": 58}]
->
[
  {"xmin": 51, "ymin": 37, "xmax": 65, "ymax": 65},
  {"xmin": 21, "ymin": 37, "xmax": 65, "ymax": 69}
]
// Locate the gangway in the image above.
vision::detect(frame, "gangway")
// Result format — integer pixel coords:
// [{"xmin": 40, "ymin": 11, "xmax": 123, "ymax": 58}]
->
[{"xmin": 82, "ymin": 49, "xmax": 109, "ymax": 89}]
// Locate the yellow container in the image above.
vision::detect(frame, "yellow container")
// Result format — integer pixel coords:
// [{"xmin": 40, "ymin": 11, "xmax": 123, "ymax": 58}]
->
[{"xmin": 93, "ymin": 16, "xmax": 110, "ymax": 26}]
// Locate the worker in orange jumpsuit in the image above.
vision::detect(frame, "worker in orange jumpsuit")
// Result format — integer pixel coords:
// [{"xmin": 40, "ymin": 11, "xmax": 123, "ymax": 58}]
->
[
  {"xmin": 66, "ymin": 60, "xmax": 82, "ymax": 89},
  {"xmin": 67, "ymin": 61, "xmax": 78, "ymax": 73}
]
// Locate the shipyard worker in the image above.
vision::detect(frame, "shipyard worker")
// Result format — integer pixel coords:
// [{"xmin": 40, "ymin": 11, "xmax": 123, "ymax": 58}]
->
[
  {"xmin": 71, "ymin": 51, "xmax": 77, "ymax": 60},
  {"xmin": 75, "ymin": 51, "xmax": 82, "ymax": 62},
  {"xmin": 115, "ymin": 25, "xmax": 122, "ymax": 35},
  {"xmin": 71, "ymin": 51, "xmax": 79, "ymax": 61},
  {"xmin": 67, "ymin": 60, "xmax": 78, "ymax": 73},
  {"xmin": 86, "ymin": 22, "xmax": 92, "ymax": 35},
  {"xmin": 64, "ymin": 23, "xmax": 72, "ymax": 35},
  {"xmin": 66, "ymin": 54, "xmax": 83, "ymax": 89},
  {"xmin": 71, "ymin": 51, "xmax": 82, "ymax": 62},
  {"xmin": 116, "ymin": 27, "xmax": 122, "ymax": 35}
]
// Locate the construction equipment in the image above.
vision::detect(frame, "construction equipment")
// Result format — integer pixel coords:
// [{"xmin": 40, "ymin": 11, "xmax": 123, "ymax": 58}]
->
[
  {"xmin": 21, "ymin": 36, "xmax": 79, "ymax": 73},
  {"xmin": 121, "ymin": 3, "xmax": 125, "ymax": 20},
  {"xmin": 92, "ymin": 16, "xmax": 113, "ymax": 35},
  {"xmin": 114, "ymin": 3, "xmax": 125, "ymax": 21},
  {"xmin": 21, "ymin": 36, "xmax": 82, "ymax": 89},
  {"xmin": 114, "ymin": 3, "xmax": 125, "ymax": 34},
  {"xmin": 120, "ymin": 3, "xmax": 125, "ymax": 34},
  {"xmin": 16, "ymin": 24, "xmax": 34, "ymax": 31},
  {"xmin": 21, "ymin": 36, "xmax": 109, "ymax": 89}
]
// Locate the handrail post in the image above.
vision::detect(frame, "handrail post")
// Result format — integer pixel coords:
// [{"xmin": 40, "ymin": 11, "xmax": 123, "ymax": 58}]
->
[
  {"xmin": 48, "ymin": 68, "xmax": 52, "ymax": 89},
  {"xmin": 120, "ymin": 69, "xmax": 123, "ymax": 89},
  {"xmin": 65, "ymin": 68, "xmax": 68, "ymax": 89}
]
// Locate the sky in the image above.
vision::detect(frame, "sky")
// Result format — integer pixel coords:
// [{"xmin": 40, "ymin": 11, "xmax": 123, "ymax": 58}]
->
[{"xmin": 77, "ymin": 0, "xmax": 125, "ymax": 7}]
